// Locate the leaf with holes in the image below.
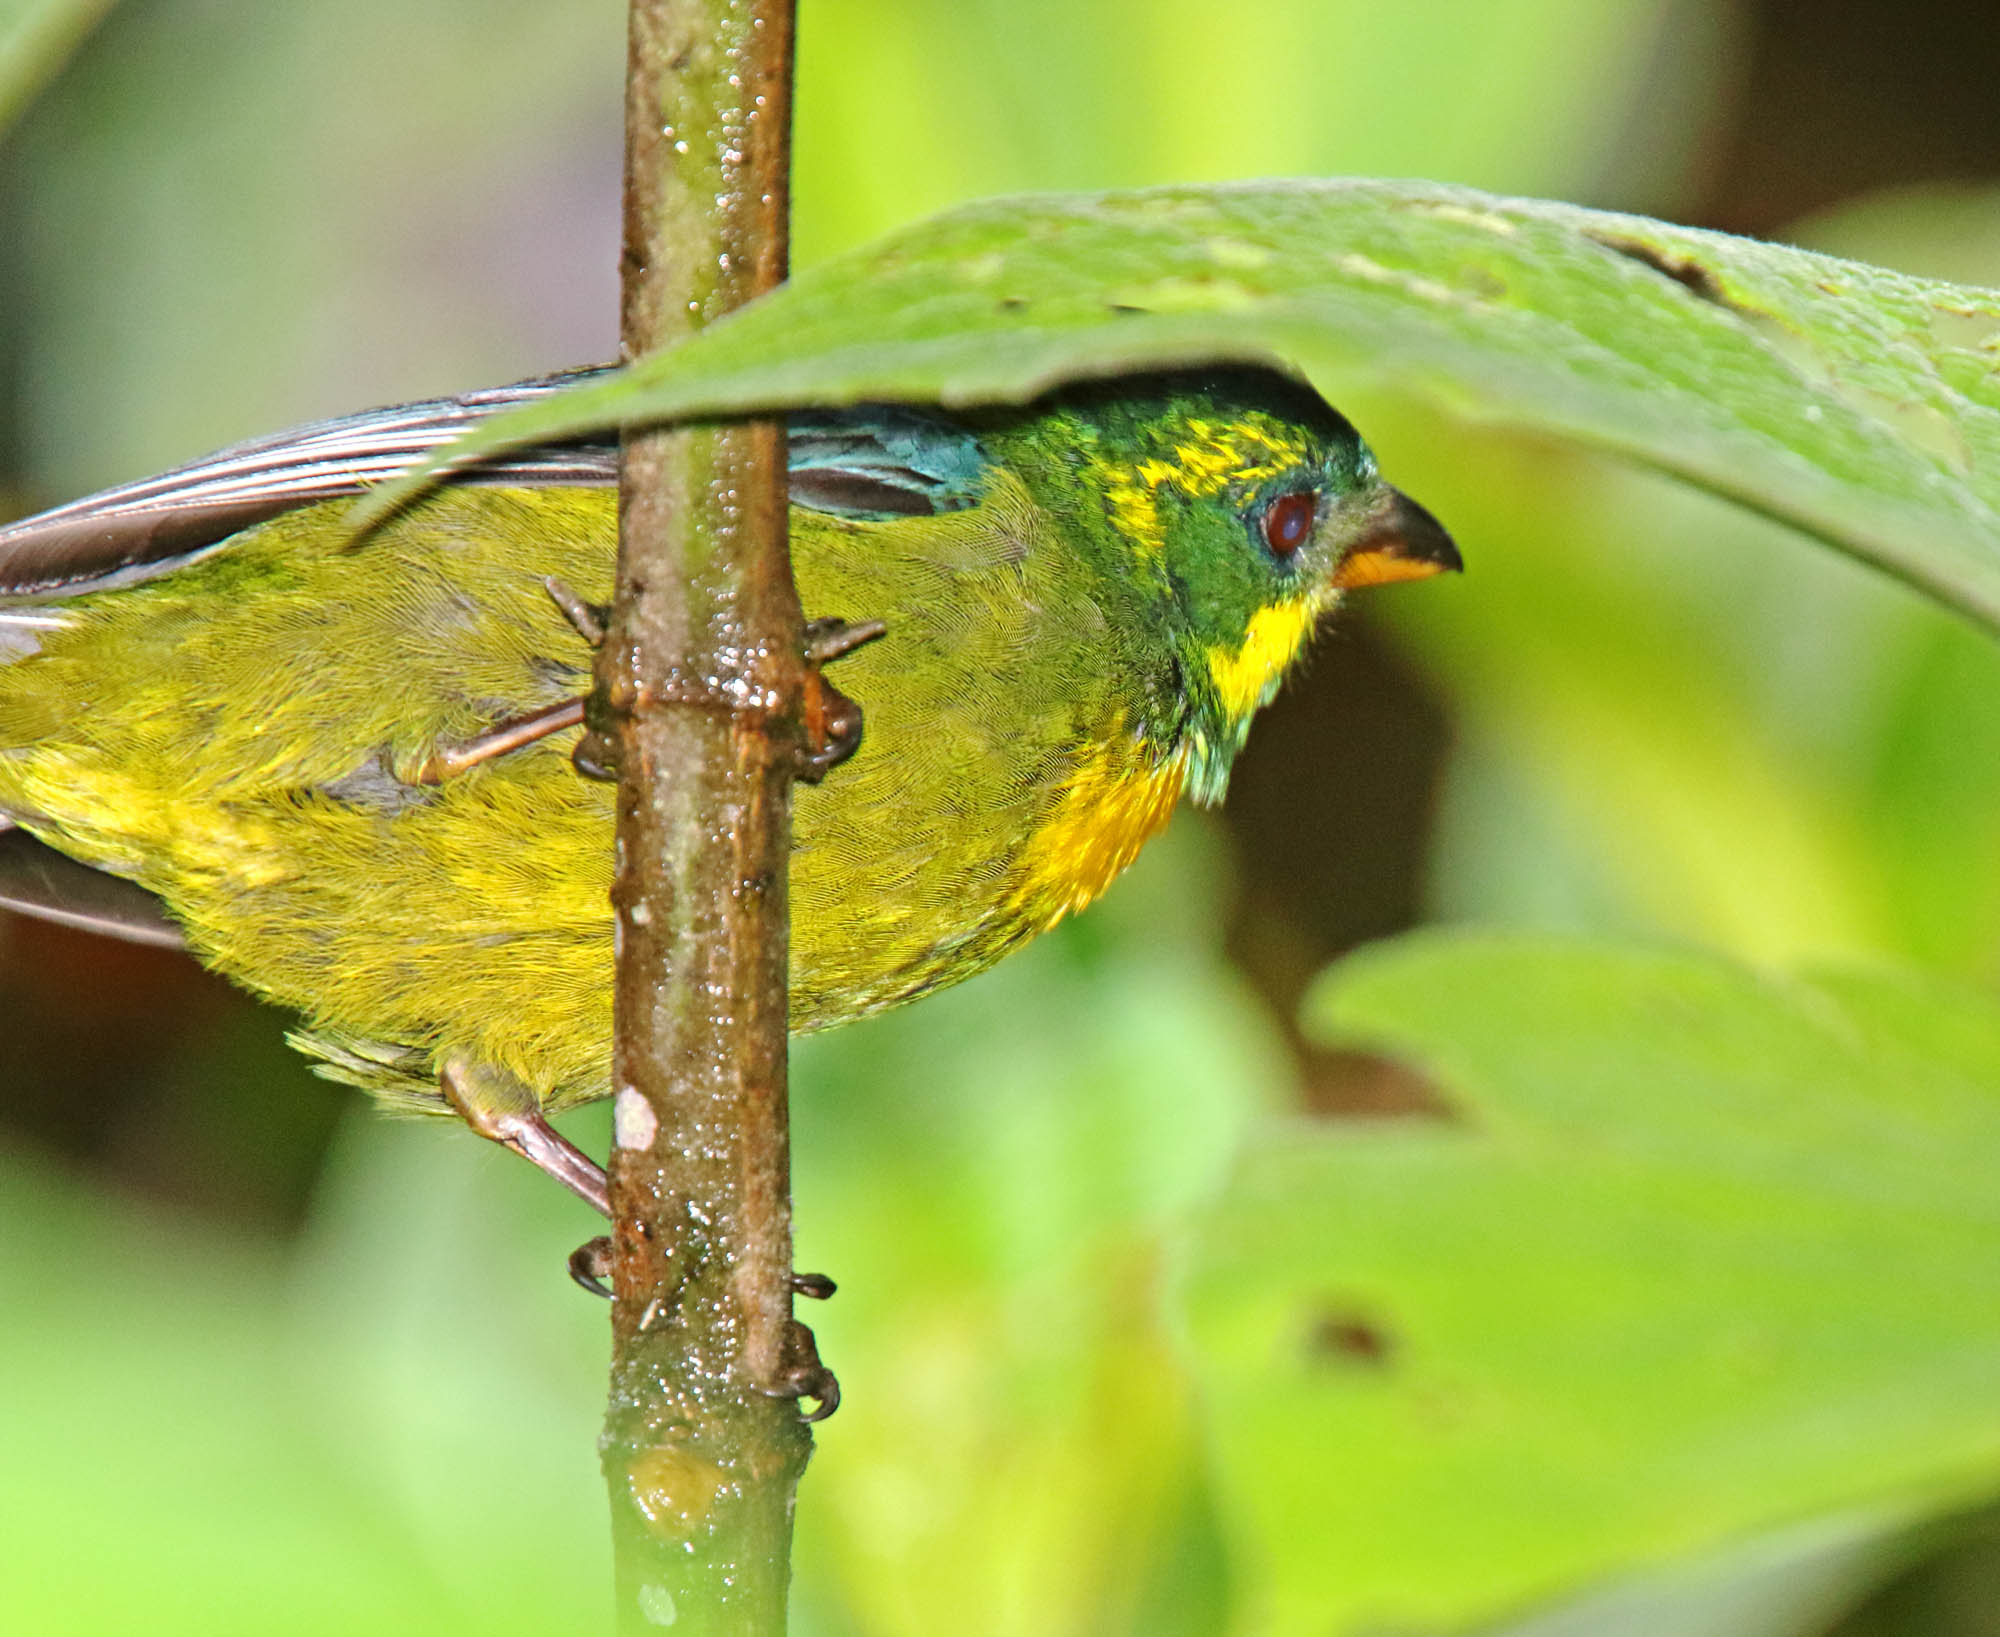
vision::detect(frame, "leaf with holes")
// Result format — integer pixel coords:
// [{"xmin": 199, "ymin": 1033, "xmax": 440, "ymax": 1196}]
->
[
  {"xmin": 1178, "ymin": 930, "xmax": 2000, "ymax": 1634},
  {"xmin": 356, "ymin": 179, "xmax": 2000, "ymax": 629}
]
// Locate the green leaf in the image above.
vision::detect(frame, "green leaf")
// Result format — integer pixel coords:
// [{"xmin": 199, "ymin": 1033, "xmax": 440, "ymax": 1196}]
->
[
  {"xmin": 1181, "ymin": 932, "xmax": 2000, "ymax": 1634},
  {"xmin": 355, "ymin": 179, "xmax": 2000, "ymax": 628},
  {"xmin": 0, "ymin": 0, "xmax": 110, "ymax": 133}
]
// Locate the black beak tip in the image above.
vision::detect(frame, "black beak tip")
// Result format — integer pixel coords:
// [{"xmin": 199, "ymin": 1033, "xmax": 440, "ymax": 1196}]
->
[{"xmin": 1388, "ymin": 489, "xmax": 1462, "ymax": 574}]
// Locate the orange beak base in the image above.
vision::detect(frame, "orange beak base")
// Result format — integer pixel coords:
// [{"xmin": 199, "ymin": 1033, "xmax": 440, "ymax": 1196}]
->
[{"xmin": 1331, "ymin": 488, "xmax": 1462, "ymax": 591}]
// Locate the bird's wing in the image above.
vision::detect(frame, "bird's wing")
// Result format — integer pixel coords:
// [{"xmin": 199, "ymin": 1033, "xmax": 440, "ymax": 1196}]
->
[
  {"xmin": 0, "ymin": 369, "xmax": 622, "ymax": 602},
  {"xmin": 0, "ymin": 376, "xmax": 1000, "ymax": 949},
  {"xmin": 0, "ymin": 376, "xmax": 997, "ymax": 603},
  {"xmin": 0, "ymin": 827, "xmax": 186, "ymax": 949}
]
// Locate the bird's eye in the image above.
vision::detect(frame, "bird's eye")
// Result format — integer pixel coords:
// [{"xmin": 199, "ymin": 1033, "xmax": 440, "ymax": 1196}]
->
[{"xmin": 1261, "ymin": 489, "xmax": 1317, "ymax": 557}]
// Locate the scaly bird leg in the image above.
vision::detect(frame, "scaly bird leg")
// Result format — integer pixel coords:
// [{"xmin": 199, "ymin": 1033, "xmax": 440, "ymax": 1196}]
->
[
  {"xmin": 439, "ymin": 1055, "xmax": 609, "ymax": 1216},
  {"xmin": 543, "ymin": 575, "xmax": 608, "ymax": 647},
  {"xmin": 408, "ymin": 698, "xmax": 586, "ymax": 785},
  {"xmin": 397, "ymin": 577, "xmax": 612, "ymax": 786}
]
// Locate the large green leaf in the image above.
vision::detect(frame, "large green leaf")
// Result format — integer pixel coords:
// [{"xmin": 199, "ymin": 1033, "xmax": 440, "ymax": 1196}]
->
[
  {"xmin": 358, "ymin": 180, "xmax": 2000, "ymax": 628},
  {"xmin": 1181, "ymin": 932, "xmax": 2000, "ymax": 1634}
]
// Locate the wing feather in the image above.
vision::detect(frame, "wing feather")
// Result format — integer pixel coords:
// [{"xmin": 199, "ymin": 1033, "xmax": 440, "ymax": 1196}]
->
[
  {"xmin": 0, "ymin": 829, "xmax": 186, "ymax": 949},
  {"xmin": 0, "ymin": 371, "xmax": 621, "ymax": 600},
  {"xmin": 0, "ymin": 373, "xmax": 1003, "ymax": 603}
]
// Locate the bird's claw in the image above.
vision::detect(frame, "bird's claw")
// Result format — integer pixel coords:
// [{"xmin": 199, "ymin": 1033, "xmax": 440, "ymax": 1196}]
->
[
  {"xmin": 570, "ymin": 730, "xmax": 618, "ymax": 782},
  {"xmin": 798, "ymin": 617, "xmax": 885, "ymax": 782},
  {"xmin": 792, "ymin": 1270, "xmax": 837, "ymax": 1300},
  {"xmin": 569, "ymin": 1234, "xmax": 614, "ymax": 1298},
  {"xmin": 773, "ymin": 1318, "xmax": 841, "ymax": 1421},
  {"xmin": 798, "ymin": 676, "xmax": 863, "ymax": 781}
]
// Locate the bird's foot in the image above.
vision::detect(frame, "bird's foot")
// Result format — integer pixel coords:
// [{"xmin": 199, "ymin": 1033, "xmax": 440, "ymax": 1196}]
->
[
  {"xmin": 539, "ymin": 577, "xmax": 624, "ymax": 781},
  {"xmin": 570, "ymin": 1252, "xmax": 842, "ymax": 1418},
  {"xmin": 553, "ymin": 606, "xmax": 884, "ymax": 783}
]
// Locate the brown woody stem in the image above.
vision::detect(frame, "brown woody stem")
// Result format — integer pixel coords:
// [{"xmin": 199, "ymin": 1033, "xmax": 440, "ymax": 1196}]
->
[{"xmin": 598, "ymin": 2, "xmax": 814, "ymax": 1631}]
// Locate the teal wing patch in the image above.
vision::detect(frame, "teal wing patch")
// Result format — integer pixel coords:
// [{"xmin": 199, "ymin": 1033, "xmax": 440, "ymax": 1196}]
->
[{"xmin": 786, "ymin": 408, "xmax": 992, "ymax": 519}]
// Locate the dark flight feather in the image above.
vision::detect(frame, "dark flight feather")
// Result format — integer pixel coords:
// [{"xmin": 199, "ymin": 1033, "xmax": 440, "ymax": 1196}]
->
[
  {"xmin": 0, "ymin": 827, "xmax": 186, "ymax": 949},
  {"xmin": 0, "ymin": 373, "xmax": 994, "ymax": 602}
]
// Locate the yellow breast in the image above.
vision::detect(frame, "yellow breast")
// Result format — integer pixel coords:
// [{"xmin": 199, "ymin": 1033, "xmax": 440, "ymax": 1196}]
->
[{"xmin": 1010, "ymin": 725, "xmax": 1189, "ymax": 930}]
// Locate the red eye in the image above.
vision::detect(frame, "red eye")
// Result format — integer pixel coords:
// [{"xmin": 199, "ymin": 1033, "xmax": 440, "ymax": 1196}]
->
[{"xmin": 1261, "ymin": 490, "xmax": 1317, "ymax": 557}]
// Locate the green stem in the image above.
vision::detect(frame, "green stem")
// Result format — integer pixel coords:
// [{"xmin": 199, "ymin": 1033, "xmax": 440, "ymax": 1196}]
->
[{"xmin": 597, "ymin": 2, "xmax": 811, "ymax": 1631}]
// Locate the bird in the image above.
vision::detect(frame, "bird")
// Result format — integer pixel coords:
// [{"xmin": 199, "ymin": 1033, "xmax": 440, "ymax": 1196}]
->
[{"xmin": 0, "ymin": 365, "xmax": 1457, "ymax": 1213}]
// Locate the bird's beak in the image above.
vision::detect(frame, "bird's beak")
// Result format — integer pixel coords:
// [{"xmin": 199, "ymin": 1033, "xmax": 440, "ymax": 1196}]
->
[{"xmin": 1331, "ymin": 488, "xmax": 1462, "ymax": 591}]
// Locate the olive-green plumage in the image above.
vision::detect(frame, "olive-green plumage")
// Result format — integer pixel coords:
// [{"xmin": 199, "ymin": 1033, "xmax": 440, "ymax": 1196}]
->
[{"xmin": 0, "ymin": 370, "xmax": 1453, "ymax": 1126}]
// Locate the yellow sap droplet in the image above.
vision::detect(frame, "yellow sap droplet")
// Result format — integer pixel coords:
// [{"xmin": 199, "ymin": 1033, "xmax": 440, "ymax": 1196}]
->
[{"xmin": 627, "ymin": 1445, "xmax": 728, "ymax": 1540}]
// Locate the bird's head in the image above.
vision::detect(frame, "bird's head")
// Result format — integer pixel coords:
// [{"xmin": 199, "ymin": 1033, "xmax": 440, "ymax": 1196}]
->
[{"xmin": 993, "ymin": 369, "xmax": 1460, "ymax": 801}]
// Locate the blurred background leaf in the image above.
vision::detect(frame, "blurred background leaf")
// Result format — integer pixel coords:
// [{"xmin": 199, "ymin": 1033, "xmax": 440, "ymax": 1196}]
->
[
  {"xmin": 0, "ymin": 0, "xmax": 110, "ymax": 134},
  {"xmin": 5, "ymin": 2, "xmax": 2000, "ymax": 1634},
  {"xmin": 1185, "ymin": 932, "xmax": 2000, "ymax": 1633}
]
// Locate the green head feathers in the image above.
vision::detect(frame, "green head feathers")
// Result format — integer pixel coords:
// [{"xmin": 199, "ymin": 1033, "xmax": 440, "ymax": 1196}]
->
[{"xmin": 983, "ymin": 371, "xmax": 1459, "ymax": 800}]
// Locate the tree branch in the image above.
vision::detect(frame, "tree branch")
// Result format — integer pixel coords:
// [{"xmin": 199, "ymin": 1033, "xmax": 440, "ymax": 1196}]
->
[{"xmin": 597, "ymin": 2, "xmax": 816, "ymax": 1629}]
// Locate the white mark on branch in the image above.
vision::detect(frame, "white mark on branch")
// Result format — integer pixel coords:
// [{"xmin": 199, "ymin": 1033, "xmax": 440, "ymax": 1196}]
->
[{"xmin": 617, "ymin": 1085, "xmax": 660, "ymax": 1150}]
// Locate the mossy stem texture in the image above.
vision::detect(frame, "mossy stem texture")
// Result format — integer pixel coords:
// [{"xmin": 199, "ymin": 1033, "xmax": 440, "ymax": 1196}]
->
[{"xmin": 599, "ymin": 2, "xmax": 809, "ymax": 1631}]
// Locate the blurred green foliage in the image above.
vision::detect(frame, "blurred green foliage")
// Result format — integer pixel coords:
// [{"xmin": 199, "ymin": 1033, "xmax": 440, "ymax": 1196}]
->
[
  {"xmin": 1199, "ymin": 936, "xmax": 2000, "ymax": 1632},
  {"xmin": 0, "ymin": 0, "xmax": 110, "ymax": 131},
  {"xmin": 5, "ymin": 2, "xmax": 2000, "ymax": 1634}
]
